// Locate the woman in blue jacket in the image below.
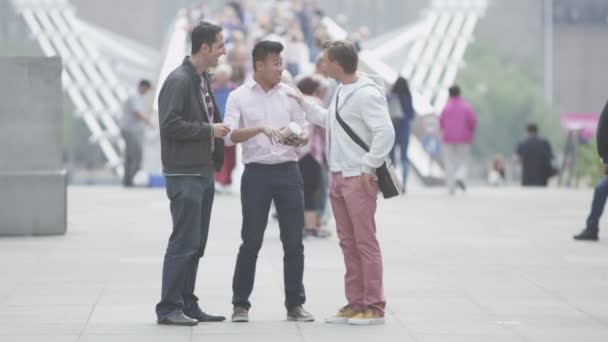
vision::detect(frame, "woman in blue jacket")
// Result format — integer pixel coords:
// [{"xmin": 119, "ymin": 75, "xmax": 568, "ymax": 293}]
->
[{"xmin": 388, "ymin": 77, "xmax": 415, "ymax": 192}]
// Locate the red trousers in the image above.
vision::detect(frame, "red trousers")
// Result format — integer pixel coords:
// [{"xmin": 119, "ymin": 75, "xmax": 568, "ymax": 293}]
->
[{"xmin": 215, "ymin": 145, "xmax": 236, "ymax": 186}]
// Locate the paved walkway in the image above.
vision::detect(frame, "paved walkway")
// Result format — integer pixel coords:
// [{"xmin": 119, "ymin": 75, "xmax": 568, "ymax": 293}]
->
[{"xmin": 1, "ymin": 186, "xmax": 608, "ymax": 341}]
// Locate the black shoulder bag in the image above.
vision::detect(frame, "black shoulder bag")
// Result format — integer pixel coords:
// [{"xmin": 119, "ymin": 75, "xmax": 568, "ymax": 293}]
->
[{"xmin": 334, "ymin": 88, "xmax": 403, "ymax": 199}]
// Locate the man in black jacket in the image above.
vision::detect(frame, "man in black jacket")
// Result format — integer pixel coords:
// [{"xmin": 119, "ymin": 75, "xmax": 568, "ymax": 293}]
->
[
  {"xmin": 155, "ymin": 22, "xmax": 231, "ymax": 326},
  {"xmin": 574, "ymin": 99, "xmax": 608, "ymax": 241},
  {"xmin": 516, "ymin": 123, "xmax": 555, "ymax": 187}
]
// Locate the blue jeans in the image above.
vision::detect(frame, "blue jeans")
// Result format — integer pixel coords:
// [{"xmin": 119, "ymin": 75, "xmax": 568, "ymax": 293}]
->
[
  {"xmin": 586, "ymin": 174, "xmax": 608, "ymax": 232},
  {"xmin": 156, "ymin": 176, "xmax": 215, "ymax": 320}
]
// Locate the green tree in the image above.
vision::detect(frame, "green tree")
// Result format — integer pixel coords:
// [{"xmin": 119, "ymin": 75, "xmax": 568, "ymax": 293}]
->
[
  {"xmin": 577, "ymin": 137, "xmax": 603, "ymax": 186},
  {"xmin": 456, "ymin": 41, "xmax": 563, "ymax": 161}
]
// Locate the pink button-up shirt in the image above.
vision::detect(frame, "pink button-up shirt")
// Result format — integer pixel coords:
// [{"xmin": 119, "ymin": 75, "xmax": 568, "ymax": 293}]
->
[{"xmin": 223, "ymin": 78, "xmax": 307, "ymax": 165}]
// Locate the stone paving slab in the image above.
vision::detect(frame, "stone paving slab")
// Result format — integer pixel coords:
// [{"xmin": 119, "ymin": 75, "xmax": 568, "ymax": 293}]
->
[{"xmin": 1, "ymin": 186, "xmax": 608, "ymax": 341}]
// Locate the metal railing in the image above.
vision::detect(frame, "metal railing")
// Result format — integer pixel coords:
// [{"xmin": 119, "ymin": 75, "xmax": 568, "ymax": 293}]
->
[
  {"xmin": 12, "ymin": 0, "xmax": 128, "ymax": 174},
  {"xmin": 325, "ymin": 0, "xmax": 488, "ymax": 182}
]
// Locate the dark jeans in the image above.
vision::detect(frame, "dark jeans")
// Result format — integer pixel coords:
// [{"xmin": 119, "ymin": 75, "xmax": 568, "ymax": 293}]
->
[
  {"xmin": 299, "ymin": 154, "xmax": 322, "ymax": 211},
  {"xmin": 122, "ymin": 129, "xmax": 143, "ymax": 187},
  {"xmin": 586, "ymin": 174, "xmax": 608, "ymax": 232},
  {"xmin": 232, "ymin": 162, "xmax": 306, "ymax": 310},
  {"xmin": 156, "ymin": 176, "xmax": 215, "ymax": 320},
  {"xmin": 390, "ymin": 120, "xmax": 411, "ymax": 188}
]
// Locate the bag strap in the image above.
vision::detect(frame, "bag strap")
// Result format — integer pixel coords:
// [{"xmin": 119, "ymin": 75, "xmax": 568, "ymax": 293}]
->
[{"xmin": 334, "ymin": 86, "xmax": 372, "ymax": 153}]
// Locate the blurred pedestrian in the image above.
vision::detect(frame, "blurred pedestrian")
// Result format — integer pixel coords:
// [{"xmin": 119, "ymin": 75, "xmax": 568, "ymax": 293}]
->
[
  {"xmin": 515, "ymin": 123, "xmax": 556, "ymax": 187},
  {"xmin": 285, "ymin": 30, "xmax": 309, "ymax": 77},
  {"xmin": 296, "ymin": 76, "xmax": 330, "ymax": 238},
  {"xmin": 120, "ymin": 79, "xmax": 153, "ymax": 187},
  {"xmin": 439, "ymin": 85, "xmax": 477, "ymax": 195},
  {"xmin": 488, "ymin": 155, "xmax": 507, "ymax": 186},
  {"xmin": 387, "ymin": 77, "xmax": 415, "ymax": 192},
  {"xmin": 212, "ymin": 64, "xmax": 237, "ymax": 192}
]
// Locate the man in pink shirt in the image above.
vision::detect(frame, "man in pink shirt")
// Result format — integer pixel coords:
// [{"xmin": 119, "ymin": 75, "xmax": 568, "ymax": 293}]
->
[
  {"xmin": 222, "ymin": 41, "xmax": 314, "ymax": 323},
  {"xmin": 439, "ymin": 85, "xmax": 478, "ymax": 195}
]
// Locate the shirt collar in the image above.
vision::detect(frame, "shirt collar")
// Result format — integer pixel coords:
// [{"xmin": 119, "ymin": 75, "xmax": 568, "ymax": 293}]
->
[
  {"xmin": 245, "ymin": 76, "xmax": 282, "ymax": 93},
  {"xmin": 183, "ymin": 56, "xmax": 212, "ymax": 82},
  {"xmin": 244, "ymin": 77, "xmax": 257, "ymax": 89}
]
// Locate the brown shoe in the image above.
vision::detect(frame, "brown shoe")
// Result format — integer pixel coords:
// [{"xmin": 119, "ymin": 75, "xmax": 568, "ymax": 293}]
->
[
  {"xmin": 287, "ymin": 305, "xmax": 315, "ymax": 322},
  {"xmin": 325, "ymin": 305, "xmax": 358, "ymax": 324},
  {"xmin": 348, "ymin": 308, "xmax": 385, "ymax": 325}
]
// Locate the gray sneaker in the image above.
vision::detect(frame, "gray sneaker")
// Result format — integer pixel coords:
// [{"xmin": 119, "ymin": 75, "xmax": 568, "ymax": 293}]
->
[
  {"xmin": 231, "ymin": 306, "xmax": 249, "ymax": 322},
  {"xmin": 287, "ymin": 305, "xmax": 315, "ymax": 322}
]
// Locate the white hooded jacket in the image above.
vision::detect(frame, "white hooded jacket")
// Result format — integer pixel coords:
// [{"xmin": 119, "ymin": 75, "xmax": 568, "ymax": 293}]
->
[{"xmin": 302, "ymin": 73, "xmax": 395, "ymax": 177}]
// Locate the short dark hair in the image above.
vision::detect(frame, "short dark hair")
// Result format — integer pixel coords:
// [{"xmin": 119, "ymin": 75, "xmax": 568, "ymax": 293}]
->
[
  {"xmin": 297, "ymin": 76, "xmax": 321, "ymax": 96},
  {"xmin": 392, "ymin": 77, "xmax": 411, "ymax": 98},
  {"xmin": 449, "ymin": 85, "xmax": 461, "ymax": 97},
  {"xmin": 138, "ymin": 79, "xmax": 151, "ymax": 88},
  {"xmin": 322, "ymin": 40, "xmax": 358, "ymax": 74},
  {"xmin": 191, "ymin": 21, "xmax": 223, "ymax": 54},
  {"xmin": 527, "ymin": 123, "xmax": 538, "ymax": 134},
  {"xmin": 252, "ymin": 40, "xmax": 284, "ymax": 71}
]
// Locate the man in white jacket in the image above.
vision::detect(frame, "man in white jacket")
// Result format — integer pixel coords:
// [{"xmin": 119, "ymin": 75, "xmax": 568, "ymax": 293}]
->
[{"xmin": 289, "ymin": 40, "xmax": 394, "ymax": 325}]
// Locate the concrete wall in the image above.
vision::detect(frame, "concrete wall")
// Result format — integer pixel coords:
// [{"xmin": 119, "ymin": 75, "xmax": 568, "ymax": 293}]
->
[
  {"xmin": 0, "ymin": 58, "xmax": 63, "ymax": 171},
  {"xmin": 473, "ymin": 0, "xmax": 608, "ymax": 114},
  {"xmin": 476, "ymin": 0, "xmax": 545, "ymax": 76},
  {"xmin": 0, "ymin": 57, "xmax": 67, "ymax": 235},
  {"xmin": 553, "ymin": 26, "xmax": 608, "ymax": 113}
]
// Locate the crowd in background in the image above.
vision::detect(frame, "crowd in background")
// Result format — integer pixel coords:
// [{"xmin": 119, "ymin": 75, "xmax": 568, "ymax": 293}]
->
[
  {"xmin": 120, "ymin": 0, "xmax": 608, "ymax": 243},
  {"xmin": 179, "ymin": 0, "xmax": 562, "ymax": 200},
  {"xmin": 182, "ymin": 0, "xmax": 357, "ymax": 237},
  {"xmin": 123, "ymin": 0, "xmax": 569, "ymax": 198}
]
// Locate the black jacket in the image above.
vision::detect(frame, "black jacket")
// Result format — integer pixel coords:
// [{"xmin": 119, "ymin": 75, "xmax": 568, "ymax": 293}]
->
[
  {"xmin": 596, "ymin": 99, "xmax": 608, "ymax": 163},
  {"xmin": 517, "ymin": 135, "xmax": 554, "ymax": 186},
  {"xmin": 158, "ymin": 57, "xmax": 224, "ymax": 175}
]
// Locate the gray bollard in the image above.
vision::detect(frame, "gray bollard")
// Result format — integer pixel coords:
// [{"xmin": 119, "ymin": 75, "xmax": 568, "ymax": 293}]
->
[{"xmin": 0, "ymin": 57, "xmax": 67, "ymax": 236}]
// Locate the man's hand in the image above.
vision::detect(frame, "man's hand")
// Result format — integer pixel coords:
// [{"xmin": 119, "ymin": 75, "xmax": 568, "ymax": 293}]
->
[
  {"xmin": 282, "ymin": 132, "xmax": 310, "ymax": 147},
  {"xmin": 213, "ymin": 123, "xmax": 231, "ymax": 138},
  {"xmin": 361, "ymin": 173, "xmax": 376, "ymax": 196},
  {"xmin": 299, "ymin": 133, "xmax": 309, "ymax": 146},
  {"xmin": 282, "ymin": 135, "xmax": 301, "ymax": 147},
  {"xmin": 260, "ymin": 126, "xmax": 283, "ymax": 144},
  {"xmin": 285, "ymin": 84, "xmax": 305, "ymax": 105}
]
